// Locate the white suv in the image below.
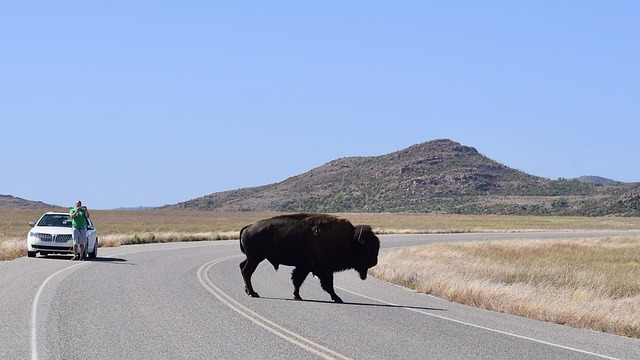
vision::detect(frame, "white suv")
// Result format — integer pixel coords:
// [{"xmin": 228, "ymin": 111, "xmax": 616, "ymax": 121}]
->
[{"xmin": 27, "ymin": 212, "xmax": 99, "ymax": 259}]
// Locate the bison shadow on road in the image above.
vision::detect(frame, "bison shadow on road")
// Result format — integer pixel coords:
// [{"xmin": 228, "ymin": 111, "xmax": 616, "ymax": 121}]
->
[
  {"xmin": 90, "ymin": 256, "xmax": 129, "ymax": 263},
  {"xmin": 259, "ymin": 296, "xmax": 447, "ymax": 312},
  {"xmin": 32, "ymin": 255, "xmax": 129, "ymax": 263}
]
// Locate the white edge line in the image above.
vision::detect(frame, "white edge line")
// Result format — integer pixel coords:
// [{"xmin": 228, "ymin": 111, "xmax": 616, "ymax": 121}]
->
[
  {"xmin": 30, "ymin": 242, "xmax": 224, "ymax": 360},
  {"xmin": 31, "ymin": 262, "xmax": 85, "ymax": 360},
  {"xmin": 336, "ymin": 286, "xmax": 621, "ymax": 360}
]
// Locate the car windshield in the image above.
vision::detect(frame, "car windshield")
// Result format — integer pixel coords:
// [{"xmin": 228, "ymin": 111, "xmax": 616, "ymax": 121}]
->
[{"xmin": 37, "ymin": 214, "xmax": 73, "ymax": 227}]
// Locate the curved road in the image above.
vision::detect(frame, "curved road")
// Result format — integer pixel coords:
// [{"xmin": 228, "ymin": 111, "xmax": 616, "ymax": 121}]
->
[{"xmin": 1, "ymin": 232, "xmax": 639, "ymax": 359}]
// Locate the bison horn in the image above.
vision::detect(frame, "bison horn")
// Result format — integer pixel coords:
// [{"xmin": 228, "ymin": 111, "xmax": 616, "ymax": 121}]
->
[{"xmin": 357, "ymin": 226, "xmax": 365, "ymax": 244}]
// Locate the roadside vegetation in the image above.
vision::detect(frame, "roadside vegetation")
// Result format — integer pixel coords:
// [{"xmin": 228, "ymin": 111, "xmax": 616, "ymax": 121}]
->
[{"xmin": 370, "ymin": 236, "xmax": 640, "ymax": 338}]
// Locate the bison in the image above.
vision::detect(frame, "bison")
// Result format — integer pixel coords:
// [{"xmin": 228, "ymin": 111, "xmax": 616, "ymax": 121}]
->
[{"xmin": 239, "ymin": 213, "xmax": 380, "ymax": 303}]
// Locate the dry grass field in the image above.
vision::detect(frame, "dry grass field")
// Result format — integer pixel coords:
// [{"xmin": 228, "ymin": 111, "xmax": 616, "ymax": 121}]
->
[
  {"xmin": 370, "ymin": 236, "xmax": 640, "ymax": 338},
  {"xmin": 3, "ymin": 209, "xmax": 640, "ymax": 261}
]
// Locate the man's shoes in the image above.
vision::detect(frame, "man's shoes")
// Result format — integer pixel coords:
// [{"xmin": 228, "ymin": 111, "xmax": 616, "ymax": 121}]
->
[{"xmin": 72, "ymin": 255, "xmax": 79, "ymax": 261}]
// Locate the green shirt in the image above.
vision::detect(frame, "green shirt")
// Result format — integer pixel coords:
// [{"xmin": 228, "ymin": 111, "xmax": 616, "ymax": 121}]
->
[{"xmin": 70, "ymin": 208, "xmax": 88, "ymax": 230}]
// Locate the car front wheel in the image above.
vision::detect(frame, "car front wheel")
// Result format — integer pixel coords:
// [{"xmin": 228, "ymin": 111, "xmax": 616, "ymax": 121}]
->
[
  {"xmin": 27, "ymin": 251, "xmax": 36, "ymax": 258},
  {"xmin": 88, "ymin": 240, "xmax": 98, "ymax": 259}
]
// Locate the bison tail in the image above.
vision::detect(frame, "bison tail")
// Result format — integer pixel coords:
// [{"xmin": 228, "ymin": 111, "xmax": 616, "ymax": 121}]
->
[{"xmin": 239, "ymin": 224, "xmax": 251, "ymax": 254}]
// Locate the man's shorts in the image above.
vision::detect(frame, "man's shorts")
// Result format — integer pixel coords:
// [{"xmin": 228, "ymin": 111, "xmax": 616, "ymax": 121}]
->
[{"xmin": 73, "ymin": 228, "xmax": 88, "ymax": 246}]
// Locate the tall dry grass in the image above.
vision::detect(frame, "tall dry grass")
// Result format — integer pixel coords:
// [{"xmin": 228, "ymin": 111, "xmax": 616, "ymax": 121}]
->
[
  {"xmin": 0, "ymin": 239, "xmax": 26, "ymax": 261},
  {"xmin": 370, "ymin": 236, "xmax": 640, "ymax": 338},
  {"xmin": 99, "ymin": 231, "xmax": 239, "ymax": 247}
]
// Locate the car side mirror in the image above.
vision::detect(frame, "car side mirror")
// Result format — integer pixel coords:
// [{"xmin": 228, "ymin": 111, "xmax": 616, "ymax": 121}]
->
[{"xmin": 29, "ymin": 222, "xmax": 36, "ymax": 227}]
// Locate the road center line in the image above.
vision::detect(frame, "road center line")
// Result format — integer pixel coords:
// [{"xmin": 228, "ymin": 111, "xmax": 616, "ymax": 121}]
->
[{"xmin": 197, "ymin": 256, "xmax": 352, "ymax": 360}]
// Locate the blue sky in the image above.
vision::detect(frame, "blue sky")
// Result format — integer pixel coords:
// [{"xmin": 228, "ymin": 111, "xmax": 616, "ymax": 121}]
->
[{"xmin": 2, "ymin": 1, "xmax": 639, "ymax": 209}]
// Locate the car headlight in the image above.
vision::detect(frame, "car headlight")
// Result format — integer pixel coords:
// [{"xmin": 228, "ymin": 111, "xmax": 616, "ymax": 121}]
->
[{"xmin": 28, "ymin": 232, "xmax": 44, "ymax": 240}]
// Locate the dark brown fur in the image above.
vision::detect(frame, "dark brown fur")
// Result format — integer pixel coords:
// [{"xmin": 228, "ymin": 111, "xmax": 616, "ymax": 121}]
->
[{"xmin": 239, "ymin": 213, "xmax": 380, "ymax": 303}]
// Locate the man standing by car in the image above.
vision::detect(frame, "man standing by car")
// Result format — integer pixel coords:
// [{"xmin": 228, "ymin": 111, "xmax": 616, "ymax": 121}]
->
[{"xmin": 70, "ymin": 200, "xmax": 90, "ymax": 260}]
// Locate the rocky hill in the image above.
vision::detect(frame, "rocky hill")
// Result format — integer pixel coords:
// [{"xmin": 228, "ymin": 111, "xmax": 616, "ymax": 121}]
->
[
  {"xmin": 164, "ymin": 139, "xmax": 639, "ymax": 216},
  {"xmin": 0, "ymin": 195, "xmax": 59, "ymax": 210}
]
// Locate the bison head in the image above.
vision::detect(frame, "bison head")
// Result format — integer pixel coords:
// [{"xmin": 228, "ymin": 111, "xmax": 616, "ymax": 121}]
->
[{"xmin": 353, "ymin": 225, "xmax": 380, "ymax": 279}]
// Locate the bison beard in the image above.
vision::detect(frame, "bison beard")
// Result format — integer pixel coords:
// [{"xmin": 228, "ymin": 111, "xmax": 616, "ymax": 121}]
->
[{"xmin": 239, "ymin": 213, "xmax": 380, "ymax": 303}]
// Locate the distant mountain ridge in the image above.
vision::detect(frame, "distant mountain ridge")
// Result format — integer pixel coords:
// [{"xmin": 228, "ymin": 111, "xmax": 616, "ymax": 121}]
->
[
  {"xmin": 574, "ymin": 176, "xmax": 621, "ymax": 185},
  {"xmin": 0, "ymin": 195, "xmax": 59, "ymax": 210},
  {"xmin": 5, "ymin": 140, "xmax": 638, "ymax": 215},
  {"xmin": 164, "ymin": 139, "xmax": 640, "ymax": 216}
]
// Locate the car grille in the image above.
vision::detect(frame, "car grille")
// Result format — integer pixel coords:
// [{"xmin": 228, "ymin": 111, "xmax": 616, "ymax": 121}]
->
[
  {"xmin": 55, "ymin": 234, "xmax": 72, "ymax": 243},
  {"xmin": 35, "ymin": 234, "xmax": 72, "ymax": 243}
]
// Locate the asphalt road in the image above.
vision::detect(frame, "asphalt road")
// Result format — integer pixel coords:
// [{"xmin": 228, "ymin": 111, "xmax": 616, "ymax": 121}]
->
[{"xmin": 2, "ymin": 232, "xmax": 639, "ymax": 360}]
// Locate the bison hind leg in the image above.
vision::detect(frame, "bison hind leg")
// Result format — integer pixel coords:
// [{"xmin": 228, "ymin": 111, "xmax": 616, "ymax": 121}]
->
[
  {"xmin": 246, "ymin": 287, "xmax": 260, "ymax": 298},
  {"xmin": 291, "ymin": 267, "xmax": 310, "ymax": 300},
  {"xmin": 240, "ymin": 257, "xmax": 261, "ymax": 298}
]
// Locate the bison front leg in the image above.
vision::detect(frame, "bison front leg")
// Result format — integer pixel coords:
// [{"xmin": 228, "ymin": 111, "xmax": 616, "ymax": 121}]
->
[
  {"xmin": 316, "ymin": 272, "xmax": 343, "ymax": 303},
  {"xmin": 239, "ymin": 258, "xmax": 261, "ymax": 298},
  {"xmin": 291, "ymin": 267, "xmax": 310, "ymax": 300}
]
